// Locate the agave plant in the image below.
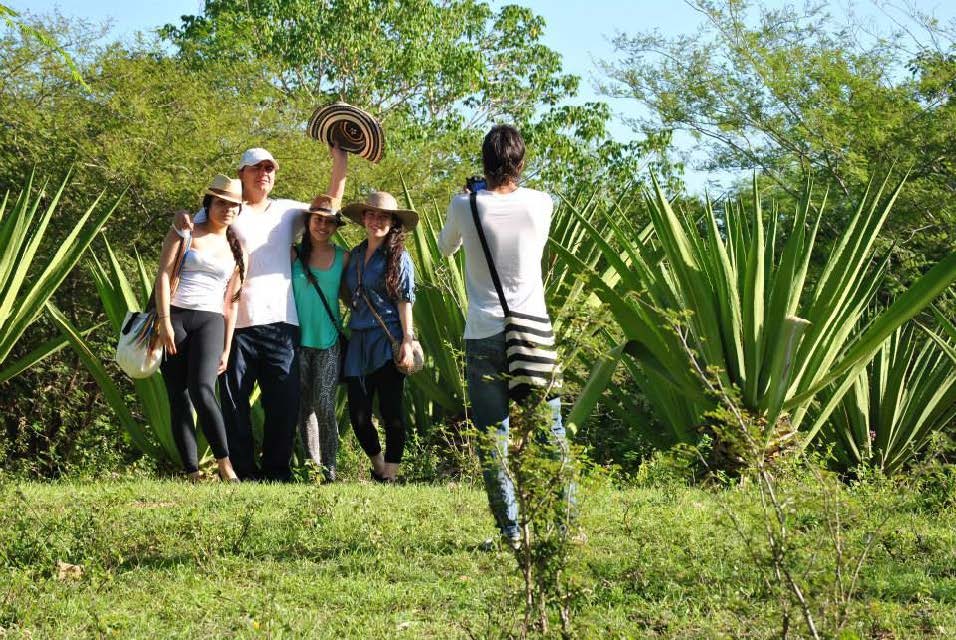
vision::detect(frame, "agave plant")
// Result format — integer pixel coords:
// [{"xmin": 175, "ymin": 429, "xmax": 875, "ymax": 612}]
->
[
  {"xmin": 399, "ymin": 185, "xmax": 468, "ymax": 433},
  {"xmin": 812, "ymin": 322, "xmax": 956, "ymax": 474},
  {"xmin": 80, "ymin": 238, "xmax": 184, "ymax": 464},
  {"xmin": 0, "ymin": 170, "xmax": 118, "ymax": 377},
  {"xmin": 553, "ymin": 175, "xmax": 956, "ymax": 458}
]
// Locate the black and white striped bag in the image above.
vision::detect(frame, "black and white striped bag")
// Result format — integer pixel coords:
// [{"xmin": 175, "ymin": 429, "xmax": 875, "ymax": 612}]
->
[{"xmin": 469, "ymin": 192, "xmax": 562, "ymax": 402}]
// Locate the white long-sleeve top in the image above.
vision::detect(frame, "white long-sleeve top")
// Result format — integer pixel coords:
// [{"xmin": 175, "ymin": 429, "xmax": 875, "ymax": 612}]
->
[{"xmin": 438, "ymin": 187, "xmax": 553, "ymax": 339}]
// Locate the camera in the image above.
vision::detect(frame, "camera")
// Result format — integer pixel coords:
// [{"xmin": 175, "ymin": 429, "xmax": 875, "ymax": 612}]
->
[{"xmin": 465, "ymin": 175, "xmax": 486, "ymax": 193}]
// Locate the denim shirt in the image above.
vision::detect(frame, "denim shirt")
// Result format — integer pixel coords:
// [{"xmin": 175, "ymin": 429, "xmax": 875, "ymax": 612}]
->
[
  {"xmin": 343, "ymin": 241, "xmax": 415, "ymax": 330},
  {"xmin": 342, "ymin": 241, "xmax": 415, "ymax": 377}
]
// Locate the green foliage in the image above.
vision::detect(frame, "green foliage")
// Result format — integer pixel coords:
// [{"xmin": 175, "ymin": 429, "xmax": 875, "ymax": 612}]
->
[
  {"xmin": 79, "ymin": 239, "xmax": 182, "ymax": 465},
  {"xmin": 1, "ymin": 478, "xmax": 953, "ymax": 637},
  {"xmin": 552, "ymin": 176, "xmax": 956, "ymax": 463},
  {"xmin": 493, "ymin": 397, "xmax": 583, "ymax": 637},
  {"xmin": 158, "ymin": 0, "xmax": 644, "ymax": 189},
  {"xmin": 0, "ymin": 170, "xmax": 118, "ymax": 371},
  {"xmin": 0, "ymin": 2, "xmax": 87, "ymax": 88},
  {"xmin": 601, "ymin": 0, "xmax": 956, "ymax": 294},
  {"xmin": 815, "ymin": 324, "xmax": 956, "ymax": 474}
]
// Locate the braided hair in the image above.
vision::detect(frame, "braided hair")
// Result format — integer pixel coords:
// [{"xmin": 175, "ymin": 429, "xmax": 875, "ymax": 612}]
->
[{"xmin": 202, "ymin": 194, "xmax": 244, "ymax": 302}]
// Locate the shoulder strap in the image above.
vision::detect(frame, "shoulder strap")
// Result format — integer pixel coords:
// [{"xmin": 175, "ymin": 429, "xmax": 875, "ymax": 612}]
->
[
  {"xmin": 295, "ymin": 245, "xmax": 345, "ymax": 338},
  {"xmin": 469, "ymin": 192, "xmax": 511, "ymax": 316},
  {"xmin": 356, "ymin": 247, "xmax": 399, "ymax": 346},
  {"xmin": 146, "ymin": 233, "xmax": 191, "ymax": 311}
]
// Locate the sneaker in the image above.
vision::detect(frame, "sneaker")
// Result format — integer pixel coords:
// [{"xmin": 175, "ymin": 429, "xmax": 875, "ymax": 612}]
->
[{"xmin": 477, "ymin": 534, "xmax": 521, "ymax": 552}]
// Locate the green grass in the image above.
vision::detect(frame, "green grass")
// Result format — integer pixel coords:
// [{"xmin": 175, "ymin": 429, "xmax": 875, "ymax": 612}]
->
[{"xmin": 0, "ymin": 475, "xmax": 954, "ymax": 638}]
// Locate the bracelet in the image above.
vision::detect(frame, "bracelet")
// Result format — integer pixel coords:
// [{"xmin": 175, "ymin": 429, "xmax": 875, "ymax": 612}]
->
[{"xmin": 156, "ymin": 315, "xmax": 168, "ymax": 320}]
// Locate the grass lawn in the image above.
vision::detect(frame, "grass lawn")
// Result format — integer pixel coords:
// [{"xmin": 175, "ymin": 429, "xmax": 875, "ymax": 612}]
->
[{"xmin": 1, "ymin": 475, "xmax": 954, "ymax": 638}]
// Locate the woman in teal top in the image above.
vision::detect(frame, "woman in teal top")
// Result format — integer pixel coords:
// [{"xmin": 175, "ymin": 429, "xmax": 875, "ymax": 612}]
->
[{"xmin": 292, "ymin": 195, "xmax": 349, "ymax": 482}]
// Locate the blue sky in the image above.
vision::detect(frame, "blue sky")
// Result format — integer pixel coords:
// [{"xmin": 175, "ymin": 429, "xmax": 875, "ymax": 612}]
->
[{"xmin": 9, "ymin": 0, "xmax": 955, "ymax": 192}]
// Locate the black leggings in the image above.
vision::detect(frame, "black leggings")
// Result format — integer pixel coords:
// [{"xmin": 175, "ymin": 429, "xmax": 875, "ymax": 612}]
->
[
  {"xmin": 347, "ymin": 361, "xmax": 407, "ymax": 463},
  {"xmin": 160, "ymin": 306, "xmax": 229, "ymax": 473}
]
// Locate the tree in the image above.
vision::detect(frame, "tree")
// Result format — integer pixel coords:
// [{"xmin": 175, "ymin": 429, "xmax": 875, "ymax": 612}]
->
[
  {"xmin": 600, "ymin": 0, "xmax": 955, "ymax": 292},
  {"xmin": 159, "ymin": 0, "xmax": 647, "ymax": 190}
]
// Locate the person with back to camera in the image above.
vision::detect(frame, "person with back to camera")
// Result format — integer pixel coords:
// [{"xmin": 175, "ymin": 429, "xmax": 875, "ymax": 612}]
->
[
  {"xmin": 175, "ymin": 145, "xmax": 348, "ymax": 481},
  {"xmin": 156, "ymin": 175, "xmax": 247, "ymax": 482},
  {"xmin": 438, "ymin": 124, "xmax": 573, "ymax": 548},
  {"xmin": 339, "ymin": 192, "xmax": 419, "ymax": 483},
  {"xmin": 291, "ymin": 194, "xmax": 350, "ymax": 483}
]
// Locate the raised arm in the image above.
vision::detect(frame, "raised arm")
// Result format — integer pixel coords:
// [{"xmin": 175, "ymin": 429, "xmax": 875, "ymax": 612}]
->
[
  {"xmin": 438, "ymin": 199, "xmax": 462, "ymax": 257},
  {"xmin": 326, "ymin": 144, "xmax": 348, "ymax": 206}
]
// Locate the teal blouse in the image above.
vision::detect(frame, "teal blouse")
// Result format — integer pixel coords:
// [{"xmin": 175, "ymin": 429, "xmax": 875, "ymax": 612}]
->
[{"xmin": 291, "ymin": 245, "xmax": 345, "ymax": 350}]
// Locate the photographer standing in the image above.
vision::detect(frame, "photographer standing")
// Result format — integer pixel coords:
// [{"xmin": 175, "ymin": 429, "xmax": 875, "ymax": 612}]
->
[{"xmin": 438, "ymin": 124, "xmax": 570, "ymax": 548}]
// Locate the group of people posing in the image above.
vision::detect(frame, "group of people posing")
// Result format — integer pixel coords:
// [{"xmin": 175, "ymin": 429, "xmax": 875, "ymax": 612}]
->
[{"xmin": 153, "ymin": 124, "xmax": 570, "ymax": 545}]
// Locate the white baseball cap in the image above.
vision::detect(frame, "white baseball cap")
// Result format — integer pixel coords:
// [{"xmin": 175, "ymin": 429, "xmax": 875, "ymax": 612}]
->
[{"xmin": 238, "ymin": 147, "xmax": 279, "ymax": 171}]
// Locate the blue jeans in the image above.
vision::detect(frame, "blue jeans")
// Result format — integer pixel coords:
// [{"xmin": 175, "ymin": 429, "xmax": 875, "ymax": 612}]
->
[{"xmin": 466, "ymin": 331, "xmax": 569, "ymax": 539}]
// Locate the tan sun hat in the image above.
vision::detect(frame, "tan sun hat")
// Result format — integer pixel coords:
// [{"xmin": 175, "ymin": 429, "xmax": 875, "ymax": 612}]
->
[
  {"xmin": 306, "ymin": 194, "xmax": 346, "ymax": 226},
  {"xmin": 203, "ymin": 174, "xmax": 244, "ymax": 204},
  {"xmin": 341, "ymin": 191, "xmax": 418, "ymax": 229}
]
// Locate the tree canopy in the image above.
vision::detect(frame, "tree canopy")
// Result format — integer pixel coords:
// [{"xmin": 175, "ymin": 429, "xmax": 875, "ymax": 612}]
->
[{"xmin": 600, "ymin": 0, "xmax": 955, "ymax": 290}]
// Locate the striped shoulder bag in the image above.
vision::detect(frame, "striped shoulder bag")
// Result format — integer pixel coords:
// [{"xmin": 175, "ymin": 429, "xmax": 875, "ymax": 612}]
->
[{"xmin": 468, "ymin": 192, "xmax": 561, "ymax": 402}]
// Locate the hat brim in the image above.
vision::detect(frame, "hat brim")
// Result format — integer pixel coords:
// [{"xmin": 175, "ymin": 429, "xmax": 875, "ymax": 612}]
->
[
  {"xmin": 305, "ymin": 207, "xmax": 347, "ymax": 226},
  {"xmin": 204, "ymin": 187, "xmax": 244, "ymax": 205},
  {"xmin": 307, "ymin": 102, "xmax": 385, "ymax": 164},
  {"xmin": 341, "ymin": 202, "xmax": 418, "ymax": 229}
]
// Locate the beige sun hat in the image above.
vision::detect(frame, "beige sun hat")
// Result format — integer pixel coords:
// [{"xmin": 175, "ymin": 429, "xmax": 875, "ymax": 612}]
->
[
  {"xmin": 341, "ymin": 191, "xmax": 418, "ymax": 229},
  {"xmin": 203, "ymin": 174, "xmax": 244, "ymax": 204},
  {"xmin": 306, "ymin": 193, "xmax": 346, "ymax": 226}
]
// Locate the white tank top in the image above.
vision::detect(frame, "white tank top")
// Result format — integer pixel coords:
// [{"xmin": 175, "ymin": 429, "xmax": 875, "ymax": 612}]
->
[{"xmin": 170, "ymin": 240, "xmax": 236, "ymax": 314}]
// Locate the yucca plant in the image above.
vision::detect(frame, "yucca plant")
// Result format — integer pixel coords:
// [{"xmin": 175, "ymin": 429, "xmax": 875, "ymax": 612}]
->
[
  {"xmin": 553, "ymin": 175, "xmax": 956, "ymax": 460},
  {"xmin": 0, "ymin": 170, "xmax": 119, "ymax": 374},
  {"xmin": 400, "ymin": 185, "xmax": 469, "ymax": 433},
  {"xmin": 82, "ymin": 238, "xmax": 183, "ymax": 465},
  {"xmin": 811, "ymin": 322, "xmax": 956, "ymax": 474}
]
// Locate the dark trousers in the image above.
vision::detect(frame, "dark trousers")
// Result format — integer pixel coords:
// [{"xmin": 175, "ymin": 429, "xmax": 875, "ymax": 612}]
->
[
  {"xmin": 346, "ymin": 361, "xmax": 407, "ymax": 463},
  {"xmin": 220, "ymin": 322, "xmax": 300, "ymax": 481},
  {"xmin": 160, "ymin": 307, "xmax": 229, "ymax": 474}
]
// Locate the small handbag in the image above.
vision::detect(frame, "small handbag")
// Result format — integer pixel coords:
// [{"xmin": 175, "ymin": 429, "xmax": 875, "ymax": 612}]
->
[
  {"xmin": 356, "ymin": 252, "xmax": 424, "ymax": 376},
  {"xmin": 115, "ymin": 235, "xmax": 191, "ymax": 379},
  {"xmin": 296, "ymin": 247, "xmax": 349, "ymax": 383},
  {"xmin": 469, "ymin": 192, "xmax": 561, "ymax": 402}
]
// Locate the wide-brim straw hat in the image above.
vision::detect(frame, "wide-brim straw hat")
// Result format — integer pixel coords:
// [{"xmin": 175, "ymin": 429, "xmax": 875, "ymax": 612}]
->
[
  {"xmin": 203, "ymin": 174, "xmax": 243, "ymax": 204},
  {"xmin": 341, "ymin": 191, "xmax": 418, "ymax": 229},
  {"xmin": 307, "ymin": 102, "xmax": 385, "ymax": 164}
]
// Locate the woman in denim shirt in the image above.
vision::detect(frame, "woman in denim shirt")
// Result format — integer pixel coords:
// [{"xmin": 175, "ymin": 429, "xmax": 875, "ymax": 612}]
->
[{"xmin": 340, "ymin": 192, "xmax": 418, "ymax": 483}]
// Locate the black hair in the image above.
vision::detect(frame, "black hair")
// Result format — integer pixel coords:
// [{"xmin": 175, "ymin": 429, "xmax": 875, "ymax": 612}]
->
[{"xmin": 482, "ymin": 124, "xmax": 525, "ymax": 188}]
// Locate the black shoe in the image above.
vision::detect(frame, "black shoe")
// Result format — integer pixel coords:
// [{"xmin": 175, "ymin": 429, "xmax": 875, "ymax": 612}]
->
[{"xmin": 371, "ymin": 469, "xmax": 394, "ymax": 484}]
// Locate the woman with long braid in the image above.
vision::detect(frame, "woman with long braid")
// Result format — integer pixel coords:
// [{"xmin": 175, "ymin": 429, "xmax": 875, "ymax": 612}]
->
[
  {"xmin": 340, "ymin": 192, "xmax": 418, "ymax": 483},
  {"xmin": 156, "ymin": 175, "xmax": 247, "ymax": 482}
]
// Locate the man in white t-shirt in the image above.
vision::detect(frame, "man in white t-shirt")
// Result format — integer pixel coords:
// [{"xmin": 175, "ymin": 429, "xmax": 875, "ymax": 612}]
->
[
  {"xmin": 439, "ymin": 125, "xmax": 571, "ymax": 548},
  {"xmin": 178, "ymin": 145, "xmax": 347, "ymax": 481}
]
